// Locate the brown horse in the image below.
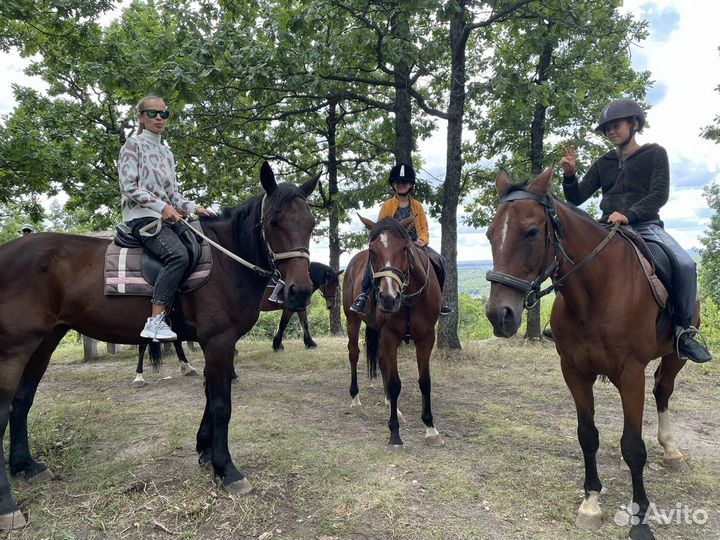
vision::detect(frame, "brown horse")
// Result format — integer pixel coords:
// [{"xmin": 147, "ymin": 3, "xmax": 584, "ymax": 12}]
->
[
  {"xmin": 260, "ymin": 261, "xmax": 343, "ymax": 351},
  {"xmin": 0, "ymin": 162, "xmax": 318, "ymax": 530},
  {"xmin": 342, "ymin": 216, "xmax": 444, "ymax": 447},
  {"xmin": 485, "ymin": 167, "xmax": 694, "ymax": 540}
]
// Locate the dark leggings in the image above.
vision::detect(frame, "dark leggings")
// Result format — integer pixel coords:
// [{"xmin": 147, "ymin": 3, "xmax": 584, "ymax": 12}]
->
[{"xmin": 129, "ymin": 217, "xmax": 190, "ymax": 308}]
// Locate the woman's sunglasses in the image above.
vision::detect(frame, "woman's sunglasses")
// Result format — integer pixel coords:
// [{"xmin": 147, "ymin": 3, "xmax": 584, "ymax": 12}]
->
[{"xmin": 141, "ymin": 109, "xmax": 170, "ymax": 119}]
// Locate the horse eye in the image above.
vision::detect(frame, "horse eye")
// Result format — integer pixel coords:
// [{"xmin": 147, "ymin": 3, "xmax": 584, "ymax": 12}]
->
[
  {"xmin": 526, "ymin": 226, "xmax": 539, "ymax": 239},
  {"xmin": 270, "ymin": 218, "xmax": 280, "ymax": 228}
]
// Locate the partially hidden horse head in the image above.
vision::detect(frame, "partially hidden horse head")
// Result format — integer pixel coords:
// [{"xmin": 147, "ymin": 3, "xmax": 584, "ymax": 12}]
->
[
  {"xmin": 357, "ymin": 215, "xmax": 416, "ymax": 314},
  {"xmin": 309, "ymin": 262, "xmax": 344, "ymax": 310}
]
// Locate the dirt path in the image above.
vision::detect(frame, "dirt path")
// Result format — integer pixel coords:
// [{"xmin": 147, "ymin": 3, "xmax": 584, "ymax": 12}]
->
[{"xmin": 7, "ymin": 337, "xmax": 720, "ymax": 539}]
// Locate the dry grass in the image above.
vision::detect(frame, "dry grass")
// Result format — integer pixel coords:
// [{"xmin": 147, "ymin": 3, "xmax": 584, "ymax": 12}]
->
[{"xmin": 5, "ymin": 336, "xmax": 720, "ymax": 539}]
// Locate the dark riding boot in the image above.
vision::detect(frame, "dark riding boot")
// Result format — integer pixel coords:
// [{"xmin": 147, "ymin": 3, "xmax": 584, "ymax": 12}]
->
[
  {"xmin": 439, "ymin": 304, "xmax": 452, "ymax": 317},
  {"xmin": 677, "ymin": 330, "xmax": 712, "ymax": 363},
  {"xmin": 350, "ymin": 292, "xmax": 368, "ymax": 314},
  {"xmin": 542, "ymin": 328, "xmax": 554, "ymax": 342}
]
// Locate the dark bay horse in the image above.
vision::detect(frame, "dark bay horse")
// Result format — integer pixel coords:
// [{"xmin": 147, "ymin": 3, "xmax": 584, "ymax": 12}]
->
[
  {"xmin": 0, "ymin": 162, "xmax": 318, "ymax": 531},
  {"xmin": 485, "ymin": 167, "xmax": 694, "ymax": 540},
  {"xmin": 260, "ymin": 261, "xmax": 343, "ymax": 351},
  {"xmin": 342, "ymin": 216, "xmax": 444, "ymax": 447}
]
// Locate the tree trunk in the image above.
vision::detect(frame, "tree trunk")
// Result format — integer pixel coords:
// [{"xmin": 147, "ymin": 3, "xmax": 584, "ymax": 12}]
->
[
  {"xmin": 437, "ymin": 6, "xmax": 468, "ymax": 349},
  {"xmin": 326, "ymin": 100, "xmax": 343, "ymax": 335},
  {"xmin": 524, "ymin": 36, "xmax": 553, "ymax": 340},
  {"xmin": 394, "ymin": 65, "xmax": 413, "ymax": 163}
]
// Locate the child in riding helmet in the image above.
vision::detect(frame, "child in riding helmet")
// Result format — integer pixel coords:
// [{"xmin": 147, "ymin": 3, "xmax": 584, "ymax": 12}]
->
[
  {"xmin": 350, "ymin": 162, "xmax": 452, "ymax": 317},
  {"xmin": 559, "ymin": 99, "xmax": 711, "ymax": 363}
]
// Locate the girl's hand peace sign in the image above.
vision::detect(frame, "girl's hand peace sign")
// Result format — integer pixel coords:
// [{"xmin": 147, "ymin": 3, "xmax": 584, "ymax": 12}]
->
[{"xmin": 561, "ymin": 145, "xmax": 576, "ymax": 177}]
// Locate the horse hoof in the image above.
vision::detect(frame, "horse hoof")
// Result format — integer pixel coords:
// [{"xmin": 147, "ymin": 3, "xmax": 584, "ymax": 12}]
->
[
  {"xmin": 131, "ymin": 379, "xmax": 147, "ymax": 388},
  {"xmin": 0, "ymin": 510, "xmax": 26, "ymax": 531},
  {"xmin": 305, "ymin": 342, "xmax": 317, "ymax": 349},
  {"xmin": 181, "ymin": 363, "xmax": 198, "ymax": 376},
  {"xmin": 425, "ymin": 434, "xmax": 445, "ymax": 447},
  {"xmin": 575, "ymin": 511, "xmax": 601, "ymax": 531},
  {"xmin": 225, "ymin": 477, "xmax": 252, "ymax": 496},
  {"xmin": 27, "ymin": 468, "xmax": 54, "ymax": 484},
  {"xmin": 629, "ymin": 523, "xmax": 655, "ymax": 540},
  {"xmin": 663, "ymin": 457, "xmax": 690, "ymax": 472}
]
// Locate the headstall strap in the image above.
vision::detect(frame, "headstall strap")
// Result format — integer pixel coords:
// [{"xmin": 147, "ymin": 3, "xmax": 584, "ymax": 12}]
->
[{"xmin": 485, "ymin": 190, "xmax": 616, "ymax": 308}]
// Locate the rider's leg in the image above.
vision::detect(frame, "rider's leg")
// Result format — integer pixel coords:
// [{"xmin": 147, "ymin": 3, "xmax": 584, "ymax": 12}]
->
[
  {"xmin": 424, "ymin": 246, "xmax": 452, "ymax": 316},
  {"xmin": 350, "ymin": 262, "xmax": 373, "ymax": 313},
  {"xmin": 634, "ymin": 223, "xmax": 711, "ymax": 363}
]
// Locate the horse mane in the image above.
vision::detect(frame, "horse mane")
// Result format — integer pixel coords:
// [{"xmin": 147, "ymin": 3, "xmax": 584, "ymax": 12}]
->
[
  {"xmin": 200, "ymin": 183, "xmax": 308, "ymax": 284},
  {"xmin": 369, "ymin": 217, "xmax": 411, "ymax": 243},
  {"xmin": 309, "ymin": 261, "xmax": 336, "ymax": 287}
]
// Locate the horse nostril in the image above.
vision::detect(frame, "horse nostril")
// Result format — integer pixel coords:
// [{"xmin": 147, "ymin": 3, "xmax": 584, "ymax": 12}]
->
[{"xmin": 502, "ymin": 306, "xmax": 514, "ymax": 326}]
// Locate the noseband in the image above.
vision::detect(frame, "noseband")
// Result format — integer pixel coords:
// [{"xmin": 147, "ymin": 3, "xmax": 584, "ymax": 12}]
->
[
  {"xmin": 371, "ymin": 244, "xmax": 431, "ymax": 306},
  {"xmin": 485, "ymin": 191, "xmax": 619, "ymax": 309}
]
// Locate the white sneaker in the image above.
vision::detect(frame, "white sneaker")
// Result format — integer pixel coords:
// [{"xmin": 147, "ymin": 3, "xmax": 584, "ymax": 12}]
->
[{"xmin": 140, "ymin": 313, "xmax": 177, "ymax": 341}]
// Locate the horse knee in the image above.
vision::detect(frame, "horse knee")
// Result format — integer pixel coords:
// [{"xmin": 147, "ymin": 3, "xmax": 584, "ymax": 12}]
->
[
  {"xmin": 578, "ymin": 421, "xmax": 599, "ymax": 455},
  {"xmin": 621, "ymin": 432, "xmax": 647, "ymax": 469}
]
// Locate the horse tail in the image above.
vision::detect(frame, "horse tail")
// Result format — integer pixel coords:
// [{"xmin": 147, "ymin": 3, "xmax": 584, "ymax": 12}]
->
[
  {"xmin": 149, "ymin": 342, "xmax": 162, "ymax": 372},
  {"xmin": 365, "ymin": 326, "xmax": 379, "ymax": 379}
]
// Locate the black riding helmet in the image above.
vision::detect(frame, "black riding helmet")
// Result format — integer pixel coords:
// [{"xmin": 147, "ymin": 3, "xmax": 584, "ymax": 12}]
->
[
  {"xmin": 388, "ymin": 163, "xmax": 416, "ymax": 189},
  {"xmin": 595, "ymin": 99, "xmax": 646, "ymax": 133}
]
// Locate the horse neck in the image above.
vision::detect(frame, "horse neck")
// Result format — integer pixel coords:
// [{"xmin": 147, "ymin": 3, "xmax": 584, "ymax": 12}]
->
[
  {"xmin": 407, "ymin": 244, "xmax": 429, "ymax": 291},
  {"xmin": 553, "ymin": 203, "xmax": 636, "ymax": 305}
]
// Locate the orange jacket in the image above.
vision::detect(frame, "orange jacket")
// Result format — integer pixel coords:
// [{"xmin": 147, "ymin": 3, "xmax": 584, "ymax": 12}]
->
[{"xmin": 377, "ymin": 195, "xmax": 429, "ymax": 245}]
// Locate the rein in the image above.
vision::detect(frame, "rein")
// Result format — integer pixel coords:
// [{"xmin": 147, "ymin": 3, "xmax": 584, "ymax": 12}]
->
[
  {"xmin": 485, "ymin": 191, "xmax": 620, "ymax": 308},
  {"xmin": 139, "ymin": 192, "xmax": 311, "ymax": 280}
]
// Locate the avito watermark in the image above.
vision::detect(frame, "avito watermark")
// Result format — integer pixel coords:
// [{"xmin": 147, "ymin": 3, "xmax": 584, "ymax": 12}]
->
[{"xmin": 614, "ymin": 501, "xmax": 708, "ymax": 526}]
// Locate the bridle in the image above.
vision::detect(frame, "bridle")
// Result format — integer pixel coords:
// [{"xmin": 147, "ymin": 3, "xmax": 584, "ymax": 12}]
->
[
  {"xmin": 485, "ymin": 191, "xmax": 619, "ymax": 309},
  {"xmin": 259, "ymin": 193, "xmax": 311, "ymax": 283},
  {"xmin": 370, "ymin": 242, "xmax": 431, "ymax": 306}
]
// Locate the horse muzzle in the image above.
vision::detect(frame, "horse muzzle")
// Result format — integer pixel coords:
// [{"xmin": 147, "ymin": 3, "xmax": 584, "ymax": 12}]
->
[
  {"xmin": 485, "ymin": 302, "xmax": 522, "ymax": 338},
  {"xmin": 378, "ymin": 291, "xmax": 402, "ymax": 313},
  {"xmin": 285, "ymin": 283, "xmax": 313, "ymax": 312}
]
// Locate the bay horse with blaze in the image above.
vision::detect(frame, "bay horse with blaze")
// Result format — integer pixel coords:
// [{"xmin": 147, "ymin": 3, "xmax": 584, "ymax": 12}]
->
[
  {"xmin": 342, "ymin": 216, "xmax": 444, "ymax": 447},
  {"xmin": 485, "ymin": 167, "xmax": 696, "ymax": 540},
  {"xmin": 0, "ymin": 162, "xmax": 318, "ymax": 530}
]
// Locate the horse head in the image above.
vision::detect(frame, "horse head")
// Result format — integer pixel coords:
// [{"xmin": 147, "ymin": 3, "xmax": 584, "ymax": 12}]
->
[
  {"xmin": 359, "ymin": 215, "xmax": 415, "ymax": 314},
  {"xmin": 485, "ymin": 166, "xmax": 554, "ymax": 337},
  {"xmin": 260, "ymin": 161, "xmax": 319, "ymax": 312},
  {"xmin": 312, "ymin": 263, "xmax": 343, "ymax": 310}
]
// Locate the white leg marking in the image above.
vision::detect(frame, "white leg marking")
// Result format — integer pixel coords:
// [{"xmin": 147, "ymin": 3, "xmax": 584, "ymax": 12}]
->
[
  {"xmin": 576, "ymin": 490, "xmax": 602, "ymax": 531},
  {"xmin": 425, "ymin": 426, "xmax": 440, "ymax": 438},
  {"xmin": 658, "ymin": 410, "xmax": 684, "ymax": 460},
  {"xmin": 351, "ymin": 395, "xmax": 362, "ymax": 407},
  {"xmin": 132, "ymin": 373, "xmax": 146, "ymax": 387}
]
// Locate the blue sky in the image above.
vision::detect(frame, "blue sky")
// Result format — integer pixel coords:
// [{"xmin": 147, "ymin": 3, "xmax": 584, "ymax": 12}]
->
[{"xmin": 1, "ymin": 1, "xmax": 719, "ymax": 264}]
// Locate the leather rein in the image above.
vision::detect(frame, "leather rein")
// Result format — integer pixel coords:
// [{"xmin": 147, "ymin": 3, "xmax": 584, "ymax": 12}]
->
[{"xmin": 485, "ymin": 191, "xmax": 620, "ymax": 308}]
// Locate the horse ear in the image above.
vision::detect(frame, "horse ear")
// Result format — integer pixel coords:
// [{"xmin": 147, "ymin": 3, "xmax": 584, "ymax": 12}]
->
[
  {"xmin": 358, "ymin": 214, "xmax": 376, "ymax": 230},
  {"xmin": 337, "ymin": 268, "xmax": 344, "ymax": 276},
  {"xmin": 495, "ymin": 170, "xmax": 512, "ymax": 197},
  {"xmin": 400, "ymin": 216, "xmax": 415, "ymax": 230},
  {"xmin": 527, "ymin": 165, "xmax": 554, "ymax": 197},
  {"xmin": 260, "ymin": 161, "xmax": 277, "ymax": 196},
  {"xmin": 300, "ymin": 171, "xmax": 321, "ymax": 198}
]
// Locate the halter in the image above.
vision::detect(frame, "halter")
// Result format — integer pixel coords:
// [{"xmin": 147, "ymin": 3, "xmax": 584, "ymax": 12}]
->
[
  {"xmin": 370, "ymin": 242, "xmax": 431, "ymax": 306},
  {"xmin": 485, "ymin": 191, "xmax": 619, "ymax": 309}
]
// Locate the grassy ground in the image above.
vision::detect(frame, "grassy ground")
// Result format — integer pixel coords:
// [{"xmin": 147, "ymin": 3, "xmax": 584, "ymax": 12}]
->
[{"xmin": 5, "ymin": 336, "xmax": 720, "ymax": 540}]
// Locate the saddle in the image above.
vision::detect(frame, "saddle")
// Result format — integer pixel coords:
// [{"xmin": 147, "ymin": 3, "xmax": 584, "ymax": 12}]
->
[
  {"xmin": 618, "ymin": 226, "xmax": 676, "ymax": 309},
  {"xmin": 104, "ymin": 220, "xmax": 212, "ymax": 296}
]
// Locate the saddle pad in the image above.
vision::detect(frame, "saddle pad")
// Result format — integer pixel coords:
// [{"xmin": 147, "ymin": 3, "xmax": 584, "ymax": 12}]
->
[
  {"xmin": 104, "ymin": 222, "xmax": 212, "ymax": 296},
  {"xmin": 623, "ymin": 237, "xmax": 668, "ymax": 309}
]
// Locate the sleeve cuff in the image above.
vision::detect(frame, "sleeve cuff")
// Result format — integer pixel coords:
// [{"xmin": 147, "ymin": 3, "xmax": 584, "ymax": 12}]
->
[
  {"xmin": 626, "ymin": 211, "xmax": 639, "ymax": 224},
  {"xmin": 150, "ymin": 200, "xmax": 167, "ymax": 213},
  {"xmin": 563, "ymin": 174, "xmax": 577, "ymax": 186}
]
